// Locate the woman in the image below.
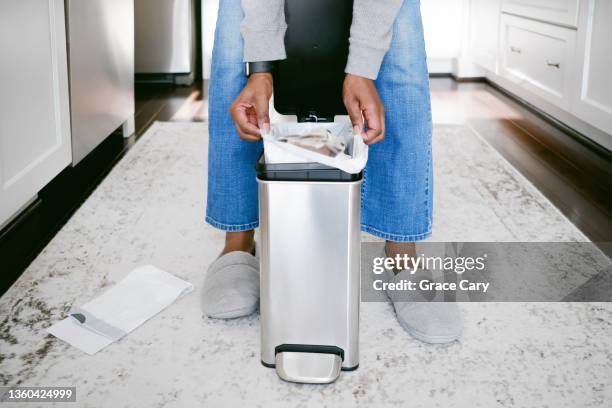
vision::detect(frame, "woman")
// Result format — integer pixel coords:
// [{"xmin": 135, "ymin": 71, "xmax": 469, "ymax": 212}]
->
[{"xmin": 201, "ymin": 0, "xmax": 462, "ymax": 343}]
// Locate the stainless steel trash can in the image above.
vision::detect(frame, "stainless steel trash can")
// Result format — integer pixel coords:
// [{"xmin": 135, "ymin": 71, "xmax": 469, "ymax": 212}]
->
[
  {"xmin": 257, "ymin": 0, "xmax": 359, "ymax": 384},
  {"xmin": 257, "ymin": 160, "xmax": 362, "ymax": 383}
]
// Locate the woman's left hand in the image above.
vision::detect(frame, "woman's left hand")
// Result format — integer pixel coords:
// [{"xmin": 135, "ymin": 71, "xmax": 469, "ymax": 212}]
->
[{"xmin": 342, "ymin": 74, "xmax": 385, "ymax": 145}]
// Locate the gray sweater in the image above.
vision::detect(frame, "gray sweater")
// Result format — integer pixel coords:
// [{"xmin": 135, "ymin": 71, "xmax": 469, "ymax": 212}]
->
[{"xmin": 240, "ymin": 0, "xmax": 404, "ymax": 80}]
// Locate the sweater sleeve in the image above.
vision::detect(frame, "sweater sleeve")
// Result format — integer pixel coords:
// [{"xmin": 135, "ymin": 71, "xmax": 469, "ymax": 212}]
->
[
  {"xmin": 345, "ymin": 0, "xmax": 404, "ymax": 80},
  {"xmin": 240, "ymin": 0, "xmax": 287, "ymax": 62}
]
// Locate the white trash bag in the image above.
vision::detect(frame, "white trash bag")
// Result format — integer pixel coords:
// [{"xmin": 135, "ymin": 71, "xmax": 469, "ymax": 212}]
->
[{"xmin": 262, "ymin": 122, "xmax": 368, "ymax": 174}]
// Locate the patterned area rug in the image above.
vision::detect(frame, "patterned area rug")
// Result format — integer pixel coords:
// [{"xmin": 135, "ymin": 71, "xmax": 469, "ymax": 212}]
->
[{"xmin": 0, "ymin": 122, "xmax": 609, "ymax": 407}]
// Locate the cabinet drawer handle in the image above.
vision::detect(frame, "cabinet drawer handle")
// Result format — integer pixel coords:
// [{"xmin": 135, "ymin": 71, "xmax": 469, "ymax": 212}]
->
[
  {"xmin": 546, "ymin": 61, "xmax": 561, "ymax": 68},
  {"xmin": 510, "ymin": 46, "xmax": 522, "ymax": 54}
]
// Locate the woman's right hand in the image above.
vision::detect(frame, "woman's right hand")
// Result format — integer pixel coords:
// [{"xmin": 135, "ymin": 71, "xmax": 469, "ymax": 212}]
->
[{"xmin": 229, "ymin": 73, "xmax": 273, "ymax": 142}]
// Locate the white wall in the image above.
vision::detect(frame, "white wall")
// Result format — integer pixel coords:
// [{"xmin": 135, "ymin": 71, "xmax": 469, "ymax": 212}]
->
[
  {"xmin": 420, "ymin": 0, "xmax": 464, "ymax": 72},
  {"xmin": 202, "ymin": 0, "xmax": 218, "ymax": 79}
]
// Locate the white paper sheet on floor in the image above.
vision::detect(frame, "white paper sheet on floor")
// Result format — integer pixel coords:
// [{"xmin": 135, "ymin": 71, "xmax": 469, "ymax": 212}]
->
[{"xmin": 47, "ymin": 265, "xmax": 193, "ymax": 354}]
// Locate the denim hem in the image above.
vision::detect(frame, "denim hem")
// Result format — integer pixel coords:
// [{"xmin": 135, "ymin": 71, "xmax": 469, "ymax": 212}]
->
[
  {"xmin": 205, "ymin": 216, "xmax": 259, "ymax": 232},
  {"xmin": 361, "ymin": 224, "xmax": 432, "ymax": 243}
]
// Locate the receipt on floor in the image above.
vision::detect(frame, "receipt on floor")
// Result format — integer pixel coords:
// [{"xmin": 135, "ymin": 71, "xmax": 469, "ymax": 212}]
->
[{"xmin": 47, "ymin": 265, "xmax": 193, "ymax": 355}]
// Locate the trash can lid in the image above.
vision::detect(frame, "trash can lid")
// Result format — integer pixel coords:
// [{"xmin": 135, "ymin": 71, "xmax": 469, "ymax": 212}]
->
[
  {"xmin": 273, "ymin": 0, "xmax": 354, "ymax": 122},
  {"xmin": 256, "ymin": 155, "xmax": 362, "ymax": 182}
]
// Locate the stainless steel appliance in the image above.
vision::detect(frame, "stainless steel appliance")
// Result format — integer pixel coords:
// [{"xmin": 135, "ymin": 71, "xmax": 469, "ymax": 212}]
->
[
  {"xmin": 134, "ymin": 0, "xmax": 195, "ymax": 85},
  {"xmin": 257, "ymin": 0, "xmax": 360, "ymax": 384},
  {"xmin": 258, "ymin": 171, "xmax": 362, "ymax": 383},
  {"xmin": 66, "ymin": 0, "xmax": 135, "ymax": 164}
]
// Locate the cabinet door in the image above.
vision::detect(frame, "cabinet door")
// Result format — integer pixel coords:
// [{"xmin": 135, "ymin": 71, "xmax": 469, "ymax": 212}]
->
[
  {"xmin": 572, "ymin": 0, "xmax": 612, "ymax": 136},
  {"xmin": 499, "ymin": 14, "xmax": 576, "ymax": 111},
  {"xmin": 0, "ymin": 0, "xmax": 72, "ymax": 227},
  {"xmin": 469, "ymin": 0, "xmax": 501, "ymax": 72},
  {"xmin": 502, "ymin": 0, "xmax": 580, "ymax": 28}
]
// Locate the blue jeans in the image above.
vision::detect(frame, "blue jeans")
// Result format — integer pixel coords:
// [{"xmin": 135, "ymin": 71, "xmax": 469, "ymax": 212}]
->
[{"xmin": 206, "ymin": 0, "xmax": 433, "ymax": 242}]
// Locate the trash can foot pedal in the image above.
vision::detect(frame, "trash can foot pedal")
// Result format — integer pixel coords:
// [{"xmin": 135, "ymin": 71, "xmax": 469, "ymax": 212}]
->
[{"xmin": 275, "ymin": 351, "xmax": 342, "ymax": 384}]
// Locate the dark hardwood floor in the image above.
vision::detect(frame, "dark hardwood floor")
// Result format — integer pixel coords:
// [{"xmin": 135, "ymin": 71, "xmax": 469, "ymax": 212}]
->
[
  {"xmin": 433, "ymin": 79, "xmax": 611, "ymax": 244},
  {"xmin": 0, "ymin": 77, "xmax": 609, "ymax": 296}
]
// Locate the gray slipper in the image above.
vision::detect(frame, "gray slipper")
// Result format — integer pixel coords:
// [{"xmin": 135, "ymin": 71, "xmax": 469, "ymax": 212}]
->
[
  {"xmin": 383, "ymin": 263, "xmax": 463, "ymax": 344},
  {"xmin": 201, "ymin": 251, "xmax": 260, "ymax": 319}
]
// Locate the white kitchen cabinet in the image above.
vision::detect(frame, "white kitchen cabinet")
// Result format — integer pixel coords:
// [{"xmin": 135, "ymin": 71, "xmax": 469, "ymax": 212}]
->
[
  {"xmin": 499, "ymin": 13, "xmax": 576, "ymax": 111},
  {"xmin": 468, "ymin": 0, "xmax": 501, "ymax": 72},
  {"xmin": 0, "ymin": 0, "xmax": 72, "ymax": 227},
  {"xmin": 501, "ymin": 0, "xmax": 580, "ymax": 28},
  {"xmin": 571, "ymin": 0, "xmax": 612, "ymax": 136}
]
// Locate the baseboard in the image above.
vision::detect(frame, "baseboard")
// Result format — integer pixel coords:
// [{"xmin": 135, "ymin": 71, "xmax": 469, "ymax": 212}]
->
[
  {"xmin": 428, "ymin": 72, "xmax": 486, "ymax": 83},
  {"xmin": 450, "ymin": 74, "xmax": 486, "ymax": 83}
]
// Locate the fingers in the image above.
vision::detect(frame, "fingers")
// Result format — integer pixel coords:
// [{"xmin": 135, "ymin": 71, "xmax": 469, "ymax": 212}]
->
[
  {"xmin": 342, "ymin": 74, "xmax": 386, "ymax": 145},
  {"xmin": 344, "ymin": 96, "xmax": 364, "ymax": 136},
  {"xmin": 363, "ymin": 103, "xmax": 385, "ymax": 145},
  {"xmin": 229, "ymin": 74, "xmax": 273, "ymax": 142},
  {"xmin": 254, "ymin": 96, "xmax": 271, "ymax": 134},
  {"xmin": 230, "ymin": 102, "xmax": 262, "ymax": 142}
]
